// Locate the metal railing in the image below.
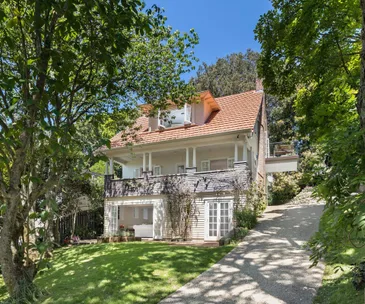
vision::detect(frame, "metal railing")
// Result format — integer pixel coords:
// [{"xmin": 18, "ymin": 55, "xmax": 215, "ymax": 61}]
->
[{"xmin": 267, "ymin": 142, "xmax": 297, "ymax": 158}]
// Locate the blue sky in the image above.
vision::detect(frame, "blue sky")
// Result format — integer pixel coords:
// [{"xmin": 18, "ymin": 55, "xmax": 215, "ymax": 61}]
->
[{"xmin": 145, "ymin": 0, "xmax": 272, "ymax": 80}]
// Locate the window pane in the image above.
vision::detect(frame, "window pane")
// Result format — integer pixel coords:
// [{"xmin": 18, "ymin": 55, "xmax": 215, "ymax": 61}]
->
[
  {"xmin": 143, "ymin": 208, "xmax": 148, "ymax": 220},
  {"xmin": 154, "ymin": 166, "xmax": 161, "ymax": 176},
  {"xmin": 228, "ymin": 158, "xmax": 234, "ymax": 169}
]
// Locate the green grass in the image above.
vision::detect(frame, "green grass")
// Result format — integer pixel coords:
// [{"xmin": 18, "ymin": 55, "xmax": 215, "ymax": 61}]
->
[
  {"xmin": 0, "ymin": 242, "xmax": 234, "ymax": 304},
  {"xmin": 314, "ymin": 247, "xmax": 365, "ymax": 304},
  {"xmin": 0, "ymin": 277, "xmax": 6, "ymax": 303}
]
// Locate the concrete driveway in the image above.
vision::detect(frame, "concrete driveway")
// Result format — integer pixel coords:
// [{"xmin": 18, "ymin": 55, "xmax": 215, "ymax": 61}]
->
[{"xmin": 160, "ymin": 204, "xmax": 325, "ymax": 304}]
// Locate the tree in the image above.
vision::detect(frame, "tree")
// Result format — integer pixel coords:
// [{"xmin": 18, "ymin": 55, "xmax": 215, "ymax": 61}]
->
[
  {"xmin": 0, "ymin": 0, "xmax": 198, "ymax": 300},
  {"xmin": 190, "ymin": 50, "xmax": 259, "ymax": 97},
  {"xmin": 255, "ymin": 0, "xmax": 365, "ymax": 263}
]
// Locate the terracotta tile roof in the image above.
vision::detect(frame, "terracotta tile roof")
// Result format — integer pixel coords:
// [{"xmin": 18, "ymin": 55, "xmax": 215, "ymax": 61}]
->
[{"xmin": 108, "ymin": 90, "xmax": 263, "ymax": 149}]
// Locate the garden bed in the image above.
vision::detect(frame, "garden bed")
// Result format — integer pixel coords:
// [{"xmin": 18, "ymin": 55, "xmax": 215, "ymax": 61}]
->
[{"xmin": 97, "ymin": 236, "xmax": 141, "ymax": 243}]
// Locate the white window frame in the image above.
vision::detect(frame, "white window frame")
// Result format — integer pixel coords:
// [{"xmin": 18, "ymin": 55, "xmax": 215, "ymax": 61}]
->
[
  {"xmin": 204, "ymin": 198, "xmax": 233, "ymax": 241},
  {"xmin": 227, "ymin": 158, "xmax": 235, "ymax": 169},
  {"xmin": 153, "ymin": 165, "xmax": 161, "ymax": 176},
  {"xmin": 134, "ymin": 207, "xmax": 139, "ymax": 219},
  {"xmin": 108, "ymin": 205, "xmax": 118, "ymax": 235},
  {"xmin": 201, "ymin": 160, "xmax": 210, "ymax": 172},
  {"xmin": 176, "ymin": 163, "xmax": 185, "ymax": 174},
  {"xmin": 143, "ymin": 208, "xmax": 148, "ymax": 220},
  {"xmin": 184, "ymin": 103, "xmax": 192, "ymax": 124}
]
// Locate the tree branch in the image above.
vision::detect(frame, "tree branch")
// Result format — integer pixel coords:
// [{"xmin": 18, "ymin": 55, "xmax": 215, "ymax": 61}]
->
[{"xmin": 335, "ymin": 36, "xmax": 351, "ymax": 75}]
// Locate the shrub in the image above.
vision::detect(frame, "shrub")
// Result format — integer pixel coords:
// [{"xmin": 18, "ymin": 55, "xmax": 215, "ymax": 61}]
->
[
  {"xmin": 235, "ymin": 208, "xmax": 257, "ymax": 229},
  {"xmin": 234, "ymin": 227, "xmax": 249, "ymax": 239},
  {"xmin": 298, "ymin": 149, "xmax": 325, "ymax": 187},
  {"xmin": 269, "ymin": 172, "xmax": 301, "ymax": 205},
  {"xmin": 245, "ymin": 182, "xmax": 267, "ymax": 216}
]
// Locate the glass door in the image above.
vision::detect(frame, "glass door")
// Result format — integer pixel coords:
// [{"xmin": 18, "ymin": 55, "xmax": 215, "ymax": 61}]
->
[
  {"xmin": 208, "ymin": 201, "xmax": 218, "ymax": 238},
  {"xmin": 220, "ymin": 201, "xmax": 230, "ymax": 237},
  {"xmin": 205, "ymin": 200, "xmax": 232, "ymax": 240},
  {"xmin": 107, "ymin": 205, "xmax": 118, "ymax": 235}
]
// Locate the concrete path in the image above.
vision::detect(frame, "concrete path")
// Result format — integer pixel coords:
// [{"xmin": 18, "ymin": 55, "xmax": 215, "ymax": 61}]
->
[{"xmin": 160, "ymin": 204, "xmax": 325, "ymax": 304}]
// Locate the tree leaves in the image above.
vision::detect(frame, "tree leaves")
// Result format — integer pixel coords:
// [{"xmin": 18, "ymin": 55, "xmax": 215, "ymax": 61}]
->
[
  {"xmin": 191, "ymin": 50, "xmax": 259, "ymax": 97},
  {"xmin": 0, "ymin": 0, "xmax": 198, "ymax": 297},
  {"xmin": 256, "ymin": 0, "xmax": 365, "ymax": 264}
]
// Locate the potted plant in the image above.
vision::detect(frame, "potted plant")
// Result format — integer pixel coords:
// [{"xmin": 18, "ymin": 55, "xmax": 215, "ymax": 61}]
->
[
  {"xmin": 128, "ymin": 229, "xmax": 135, "ymax": 241},
  {"xmin": 118, "ymin": 229, "xmax": 127, "ymax": 242}
]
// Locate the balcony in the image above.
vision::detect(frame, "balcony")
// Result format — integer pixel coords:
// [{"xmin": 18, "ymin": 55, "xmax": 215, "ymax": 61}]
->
[
  {"xmin": 104, "ymin": 162, "xmax": 250, "ymax": 198},
  {"xmin": 265, "ymin": 142, "xmax": 299, "ymax": 173}
]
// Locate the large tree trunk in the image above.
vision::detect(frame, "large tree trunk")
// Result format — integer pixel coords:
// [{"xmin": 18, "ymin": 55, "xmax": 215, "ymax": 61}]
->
[
  {"xmin": 71, "ymin": 211, "xmax": 78, "ymax": 239},
  {"xmin": 0, "ymin": 196, "xmax": 36, "ymax": 298},
  {"xmin": 359, "ymin": 0, "xmax": 365, "ymax": 147}
]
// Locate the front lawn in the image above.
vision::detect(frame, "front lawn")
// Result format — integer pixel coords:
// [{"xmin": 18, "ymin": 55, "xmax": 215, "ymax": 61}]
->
[{"xmin": 0, "ymin": 242, "xmax": 234, "ymax": 304}]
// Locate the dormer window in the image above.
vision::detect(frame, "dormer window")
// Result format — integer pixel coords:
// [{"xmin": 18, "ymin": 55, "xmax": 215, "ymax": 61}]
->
[{"xmin": 158, "ymin": 104, "xmax": 192, "ymax": 129}]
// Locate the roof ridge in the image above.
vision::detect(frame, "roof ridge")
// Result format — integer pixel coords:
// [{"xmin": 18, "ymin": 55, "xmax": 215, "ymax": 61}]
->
[{"xmin": 215, "ymin": 90, "xmax": 259, "ymax": 100}]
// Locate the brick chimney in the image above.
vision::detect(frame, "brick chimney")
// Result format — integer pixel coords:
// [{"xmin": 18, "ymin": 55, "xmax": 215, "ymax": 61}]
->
[{"xmin": 256, "ymin": 78, "xmax": 264, "ymax": 92}]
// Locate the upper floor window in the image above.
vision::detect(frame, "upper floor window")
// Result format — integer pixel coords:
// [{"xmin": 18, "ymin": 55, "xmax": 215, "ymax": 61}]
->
[
  {"xmin": 177, "ymin": 164, "xmax": 185, "ymax": 174},
  {"xmin": 227, "ymin": 158, "xmax": 235, "ymax": 169},
  {"xmin": 158, "ymin": 104, "xmax": 192, "ymax": 129},
  {"xmin": 153, "ymin": 165, "xmax": 161, "ymax": 176}
]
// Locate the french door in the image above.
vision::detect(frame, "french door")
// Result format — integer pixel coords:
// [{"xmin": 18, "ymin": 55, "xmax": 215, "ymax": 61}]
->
[{"xmin": 205, "ymin": 199, "xmax": 233, "ymax": 240}]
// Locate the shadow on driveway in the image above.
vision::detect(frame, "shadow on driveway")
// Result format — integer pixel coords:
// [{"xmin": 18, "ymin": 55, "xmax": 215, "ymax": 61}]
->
[{"xmin": 160, "ymin": 205, "xmax": 325, "ymax": 304}]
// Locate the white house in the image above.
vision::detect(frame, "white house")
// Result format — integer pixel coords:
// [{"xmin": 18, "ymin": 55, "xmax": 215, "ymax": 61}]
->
[{"xmin": 100, "ymin": 86, "xmax": 298, "ymax": 241}]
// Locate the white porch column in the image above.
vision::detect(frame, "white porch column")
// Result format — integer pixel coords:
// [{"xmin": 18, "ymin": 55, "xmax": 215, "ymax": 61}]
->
[
  {"xmin": 109, "ymin": 157, "xmax": 114, "ymax": 175},
  {"xmin": 186, "ymin": 147, "xmax": 190, "ymax": 168},
  {"xmin": 149, "ymin": 152, "xmax": 152, "ymax": 172},
  {"xmin": 105, "ymin": 161, "xmax": 109, "ymax": 175},
  {"xmin": 243, "ymin": 141, "xmax": 248, "ymax": 162},
  {"xmin": 192, "ymin": 147, "xmax": 197, "ymax": 167},
  {"xmin": 234, "ymin": 143, "xmax": 238, "ymax": 162},
  {"xmin": 143, "ymin": 153, "xmax": 146, "ymax": 172}
]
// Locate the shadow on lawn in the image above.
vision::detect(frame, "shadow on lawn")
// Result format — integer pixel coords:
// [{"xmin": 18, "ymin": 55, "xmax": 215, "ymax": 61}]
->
[{"xmin": 34, "ymin": 242, "xmax": 232, "ymax": 304}]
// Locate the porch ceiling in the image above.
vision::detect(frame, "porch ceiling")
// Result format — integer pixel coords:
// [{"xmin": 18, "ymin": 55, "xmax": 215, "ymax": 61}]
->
[{"xmin": 112, "ymin": 142, "xmax": 239, "ymax": 164}]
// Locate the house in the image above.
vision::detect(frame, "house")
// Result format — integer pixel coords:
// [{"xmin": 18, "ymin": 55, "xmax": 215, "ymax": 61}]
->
[{"xmin": 100, "ymin": 83, "xmax": 298, "ymax": 241}]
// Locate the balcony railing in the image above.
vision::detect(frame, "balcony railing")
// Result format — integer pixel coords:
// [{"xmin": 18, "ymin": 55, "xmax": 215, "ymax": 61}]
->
[
  {"xmin": 104, "ymin": 162, "xmax": 251, "ymax": 198},
  {"xmin": 267, "ymin": 142, "xmax": 297, "ymax": 158}
]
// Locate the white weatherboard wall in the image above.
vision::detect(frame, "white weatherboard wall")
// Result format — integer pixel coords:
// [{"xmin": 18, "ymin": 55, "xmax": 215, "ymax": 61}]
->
[{"xmin": 105, "ymin": 195, "xmax": 231, "ymax": 240}]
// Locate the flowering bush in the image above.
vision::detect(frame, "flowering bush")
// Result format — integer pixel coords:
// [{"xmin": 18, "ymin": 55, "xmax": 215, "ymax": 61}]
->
[{"xmin": 269, "ymin": 172, "xmax": 301, "ymax": 205}]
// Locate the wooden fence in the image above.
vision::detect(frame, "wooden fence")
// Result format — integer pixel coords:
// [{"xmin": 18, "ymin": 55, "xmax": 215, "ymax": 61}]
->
[{"xmin": 58, "ymin": 207, "xmax": 104, "ymax": 242}]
